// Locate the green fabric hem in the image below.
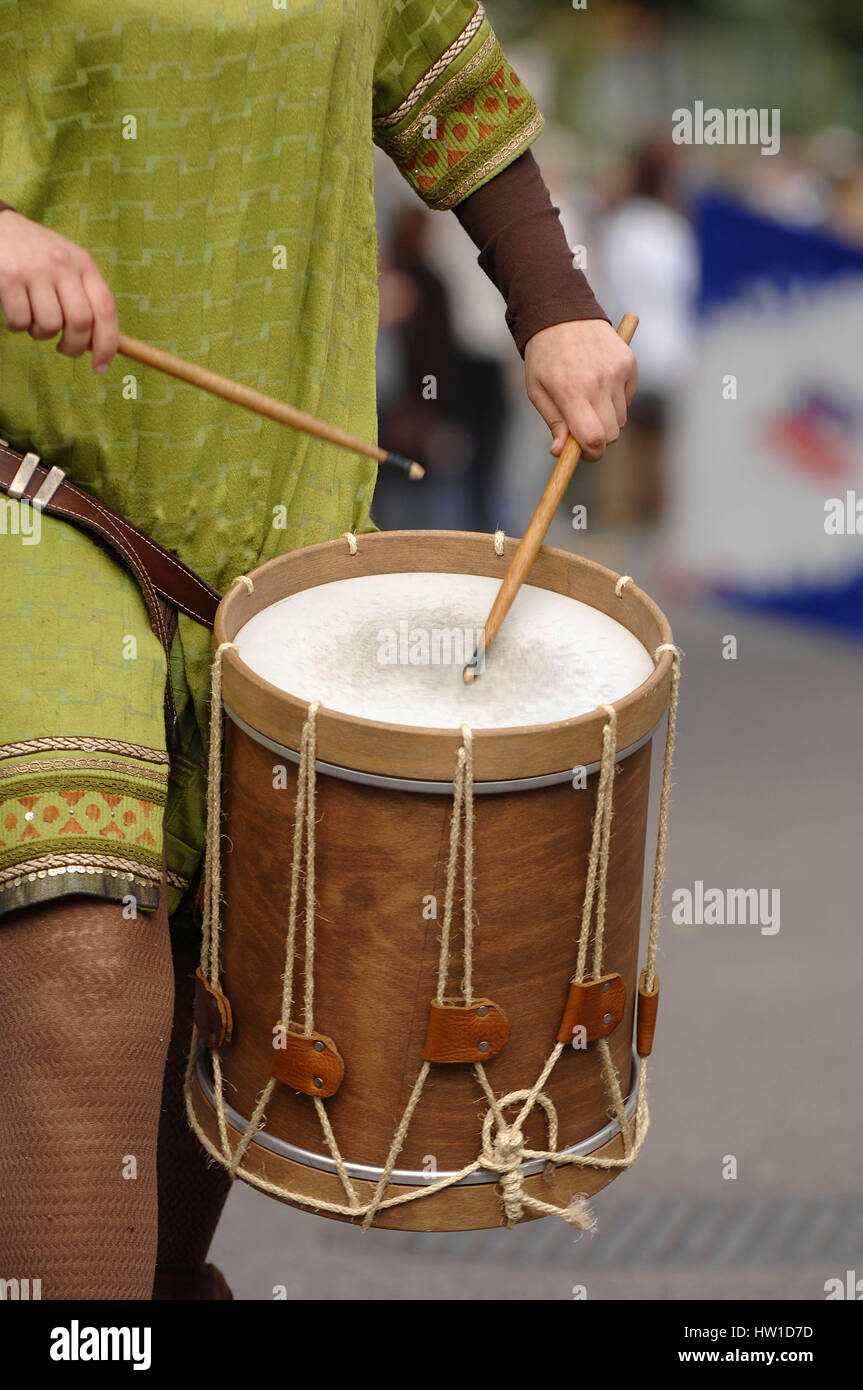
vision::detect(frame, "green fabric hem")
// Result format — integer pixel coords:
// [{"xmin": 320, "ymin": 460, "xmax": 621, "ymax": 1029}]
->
[
  {"xmin": 0, "ymin": 771, "xmax": 168, "ymax": 802},
  {"xmin": 0, "ymin": 838, "xmax": 162, "ymax": 873},
  {"xmin": 0, "ymin": 746, "xmax": 170, "ymax": 769},
  {"xmin": 0, "ymin": 871, "xmax": 160, "ymax": 919},
  {"xmin": 166, "ymin": 880, "xmax": 187, "ymax": 918}
]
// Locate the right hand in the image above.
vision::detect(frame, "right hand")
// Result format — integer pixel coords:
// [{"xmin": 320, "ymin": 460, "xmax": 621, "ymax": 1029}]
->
[{"xmin": 0, "ymin": 211, "xmax": 118, "ymax": 373}]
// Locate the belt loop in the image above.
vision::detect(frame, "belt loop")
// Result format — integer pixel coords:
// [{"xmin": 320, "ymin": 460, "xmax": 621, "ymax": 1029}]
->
[
  {"xmin": 32, "ymin": 465, "xmax": 66, "ymax": 509},
  {"xmin": 8, "ymin": 451, "xmax": 40, "ymax": 497}
]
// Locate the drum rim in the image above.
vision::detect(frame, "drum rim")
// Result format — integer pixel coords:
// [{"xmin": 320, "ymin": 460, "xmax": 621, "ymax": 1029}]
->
[
  {"xmin": 196, "ymin": 1048, "xmax": 641, "ymax": 1187},
  {"xmin": 214, "ymin": 530, "xmax": 675, "ymax": 781},
  {"xmin": 224, "ymin": 700, "xmax": 663, "ymax": 792}
]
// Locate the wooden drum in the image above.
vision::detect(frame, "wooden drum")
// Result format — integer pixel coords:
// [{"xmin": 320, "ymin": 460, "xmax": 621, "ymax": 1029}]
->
[{"xmin": 186, "ymin": 530, "xmax": 678, "ymax": 1231}]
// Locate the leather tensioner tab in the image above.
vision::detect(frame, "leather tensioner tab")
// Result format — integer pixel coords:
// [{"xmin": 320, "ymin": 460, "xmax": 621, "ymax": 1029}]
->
[
  {"xmin": 270, "ymin": 1022, "xmax": 345, "ymax": 1097},
  {"xmin": 556, "ymin": 972, "xmax": 626, "ymax": 1045},
  {"xmin": 423, "ymin": 997, "xmax": 509, "ymax": 1063},
  {"xmin": 636, "ymin": 968, "xmax": 660, "ymax": 1057}
]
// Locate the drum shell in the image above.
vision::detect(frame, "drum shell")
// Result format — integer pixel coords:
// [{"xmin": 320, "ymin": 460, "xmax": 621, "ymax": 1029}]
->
[
  {"xmin": 194, "ymin": 530, "xmax": 675, "ymax": 1228},
  {"xmin": 217, "ymin": 723, "xmax": 652, "ymax": 1172}
]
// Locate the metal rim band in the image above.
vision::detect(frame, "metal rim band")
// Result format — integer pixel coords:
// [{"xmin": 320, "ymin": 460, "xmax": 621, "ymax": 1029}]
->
[
  {"xmin": 223, "ymin": 703, "xmax": 664, "ymax": 795},
  {"xmin": 196, "ymin": 1049, "xmax": 640, "ymax": 1188}
]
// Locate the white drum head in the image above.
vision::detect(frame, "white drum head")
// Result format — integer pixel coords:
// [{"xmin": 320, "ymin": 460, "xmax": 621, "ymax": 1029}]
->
[{"xmin": 233, "ymin": 572, "xmax": 654, "ymax": 730}]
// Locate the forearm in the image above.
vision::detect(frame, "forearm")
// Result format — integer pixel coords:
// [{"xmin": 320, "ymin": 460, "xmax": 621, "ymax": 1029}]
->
[
  {"xmin": 452, "ymin": 150, "xmax": 635, "ymax": 461},
  {"xmin": 452, "ymin": 150, "xmax": 609, "ymax": 356}
]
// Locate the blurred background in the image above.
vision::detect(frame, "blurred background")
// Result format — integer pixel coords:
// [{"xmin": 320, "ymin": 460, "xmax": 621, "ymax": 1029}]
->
[{"xmin": 213, "ymin": 0, "xmax": 863, "ymax": 1298}]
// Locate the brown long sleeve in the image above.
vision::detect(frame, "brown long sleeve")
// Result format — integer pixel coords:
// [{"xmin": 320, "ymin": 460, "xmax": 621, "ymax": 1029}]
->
[{"xmin": 452, "ymin": 149, "xmax": 609, "ymax": 356}]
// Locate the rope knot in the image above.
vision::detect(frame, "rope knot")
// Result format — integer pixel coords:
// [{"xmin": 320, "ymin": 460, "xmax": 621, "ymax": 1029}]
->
[
  {"xmin": 492, "ymin": 1124, "xmax": 524, "ymax": 1168},
  {"xmin": 483, "ymin": 1123, "xmax": 527, "ymax": 1224},
  {"xmin": 499, "ymin": 1171, "xmax": 524, "ymax": 1224},
  {"xmin": 479, "ymin": 1088, "xmax": 561, "ymax": 1227}
]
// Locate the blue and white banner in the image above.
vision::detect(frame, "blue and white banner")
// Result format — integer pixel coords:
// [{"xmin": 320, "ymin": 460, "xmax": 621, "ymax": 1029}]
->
[{"xmin": 668, "ymin": 193, "xmax": 863, "ymax": 635}]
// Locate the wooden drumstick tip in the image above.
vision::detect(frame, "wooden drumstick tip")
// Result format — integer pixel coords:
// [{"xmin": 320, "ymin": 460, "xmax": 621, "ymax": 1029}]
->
[
  {"xmin": 463, "ymin": 638, "xmax": 485, "ymax": 684},
  {"xmin": 470, "ymin": 311, "xmax": 639, "ymax": 672},
  {"xmin": 383, "ymin": 451, "xmax": 425, "ymax": 481}
]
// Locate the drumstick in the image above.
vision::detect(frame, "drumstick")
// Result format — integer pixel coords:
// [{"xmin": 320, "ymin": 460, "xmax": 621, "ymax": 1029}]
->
[
  {"xmin": 115, "ymin": 333, "xmax": 425, "ymax": 480},
  {"xmin": 463, "ymin": 313, "xmax": 639, "ymax": 683}
]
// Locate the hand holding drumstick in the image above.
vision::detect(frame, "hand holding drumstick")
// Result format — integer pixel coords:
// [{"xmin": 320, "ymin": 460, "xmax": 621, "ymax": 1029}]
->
[
  {"xmin": 0, "ymin": 210, "xmax": 119, "ymax": 371},
  {"xmin": 0, "ymin": 211, "xmax": 636, "ymax": 484},
  {"xmin": 524, "ymin": 316, "xmax": 638, "ymax": 462},
  {"xmin": 0, "ymin": 210, "xmax": 422, "ymax": 477},
  {"xmin": 464, "ymin": 314, "xmax": 639, "ymax": 683}
]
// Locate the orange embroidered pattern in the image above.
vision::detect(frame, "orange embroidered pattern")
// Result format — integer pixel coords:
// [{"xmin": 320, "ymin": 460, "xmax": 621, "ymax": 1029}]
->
[
  {"xmin": 0, "ymin": 790, "xmax": 161, "ymax": 853},
  {"xmin": 0, "ymin": 751, "xmax": 168, "ymax": 909},
  {"xmin": 375, "ymin": 35, "xmax": 543, "ymax": 210},
  {"xmin": 407, "ymin": 65, "xmax": 529, "ymax": 193}
]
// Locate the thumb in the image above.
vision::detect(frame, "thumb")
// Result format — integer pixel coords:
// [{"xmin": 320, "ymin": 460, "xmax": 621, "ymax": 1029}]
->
[
  {"xmin": 525, "ymin": 372, "xmax": 572, "ymax": 453},
  {"xmin": 547, "ymin": 419, "xmax": 569, "ymax": 458},
  {"xmin": 528, "ymin": 378, "xmax": 570, "ymax": 456}
]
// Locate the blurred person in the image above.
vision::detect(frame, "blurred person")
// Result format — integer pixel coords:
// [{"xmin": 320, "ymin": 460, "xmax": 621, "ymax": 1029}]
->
[
  {"xmin": 740, "ymin": 137, "xmax": 833, "ymax": 230},
  {"xmin": 830, "ymin": 157, "xmax": 863, "ymax": 247},
  {"xmin": 0, "ymin": 0, "xmax": 635, "ymax": 1300},
  {"xmin": 594, "ymin": 141, "xmax": 697, "ymax": 524},
  {"xmin": 375, "ymin": 206, "xmax": 475, "ymax": 530},
  {"xmin": 375, "ymin": 204, "xmax": 511, "ymax": 531},
  {"xmin": 785, "ymin": 126, "xmax": 863, "ymax": 247}
]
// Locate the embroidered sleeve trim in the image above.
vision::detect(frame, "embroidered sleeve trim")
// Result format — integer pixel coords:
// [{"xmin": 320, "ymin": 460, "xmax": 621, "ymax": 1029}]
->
[
  {"xmin": 382, "ymin": 31, "xmax": 498, "ymax": 157},
  {"xmin": 438, "ymin": 109, "xmax": 545, "ymax": 209},
  {"xmin": 376, "ymin": 30, "xmax": 545, "ymax": 212},
  {"xmin": 374, "ymin": 2, "xmax": 487, "ymax": 133}
]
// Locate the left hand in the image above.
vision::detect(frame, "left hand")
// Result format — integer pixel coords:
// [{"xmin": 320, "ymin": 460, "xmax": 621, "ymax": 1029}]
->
[{"xmin": 524, "ymin": 318, "xmax": 638, "ymax": 462}]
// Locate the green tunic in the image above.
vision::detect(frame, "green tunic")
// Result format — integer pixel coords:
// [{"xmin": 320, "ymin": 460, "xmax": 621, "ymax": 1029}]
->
[{"xmin": 0, "ymin": 0, "xmax": 542, "ymax": 914}]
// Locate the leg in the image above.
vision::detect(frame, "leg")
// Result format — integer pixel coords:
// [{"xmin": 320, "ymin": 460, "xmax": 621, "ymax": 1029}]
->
[
  {"xmin": 152, "ymin": 947, "xmax": 233, "ymax": 1299},
  {"xmin": 0, "ymin": 891, "xmax": 174, "ymax": 1300}
]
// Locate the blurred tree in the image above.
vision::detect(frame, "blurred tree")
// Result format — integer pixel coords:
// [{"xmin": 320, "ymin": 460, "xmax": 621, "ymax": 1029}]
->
[
  {"xmin": 493, "ymin": 0, "xmax": 863, "ymax": 53},
  {"xmin": 816, "ymin": 0, "xmax": 863, "ymax": 51}
]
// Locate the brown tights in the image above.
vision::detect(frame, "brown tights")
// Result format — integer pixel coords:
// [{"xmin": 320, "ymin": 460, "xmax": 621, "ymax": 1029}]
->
[
  {"xmin": 154, "ymin": 949, "xmax": 232, "ymax": 1275},
  {"xmin": 0, "ymin": 888, "xmax": 231, "ymax": 1299}
]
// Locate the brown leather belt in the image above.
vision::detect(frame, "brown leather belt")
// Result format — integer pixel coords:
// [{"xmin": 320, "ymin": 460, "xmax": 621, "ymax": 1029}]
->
[{"xmin": 0, "ymin": 438, "xmax": 221, "ymax": 742}]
